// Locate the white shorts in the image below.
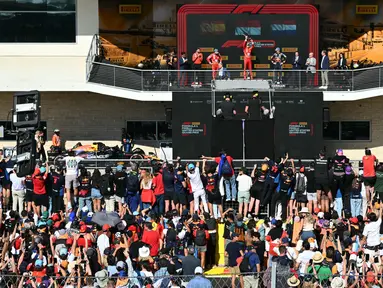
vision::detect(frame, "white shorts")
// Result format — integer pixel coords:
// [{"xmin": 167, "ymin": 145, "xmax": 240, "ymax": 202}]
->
[
  {"xmin": 307, "ymin": 192, "xmax": 317, "ymax": 201},
  {"xmin": 115, "ymin": 196, "xmax": 125, "ymax": 204}
]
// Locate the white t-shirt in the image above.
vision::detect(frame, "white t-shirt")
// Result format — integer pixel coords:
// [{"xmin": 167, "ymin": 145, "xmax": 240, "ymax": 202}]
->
[
  {"xmin": 297, "ymin": 250, "xmax": 315, "ymax": 274},
  {"xmin": 187, "ymin": 167, "xmax": 204, "ymax": 192},
  {"xmin": 64, "ymin": 156, "xmax": 83, "ymax": 176},
  {"xmin": 363, "ymin": 218, "xmax": 382, "ymax": 247},
  {"xmin": 97, "ymin": 233, "xmax": 110, "ymax": 256},
  {"xmin": 10, "ymin": 173, "xmax": 25, "ymax": 190},
  {"xmin": 236, "ymin": 174, "xmax": 252, "ymax": 192}
]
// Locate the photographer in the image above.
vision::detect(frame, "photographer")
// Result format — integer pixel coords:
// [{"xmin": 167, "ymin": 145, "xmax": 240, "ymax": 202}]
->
[{"xmin": 217, "ymin": 93, "xmax": 236, "ymax": 120}]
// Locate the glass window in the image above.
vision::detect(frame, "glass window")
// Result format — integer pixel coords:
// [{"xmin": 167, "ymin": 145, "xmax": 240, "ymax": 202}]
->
[
  {"xmin": 46, "ymin": 12, "xmax": 75, "ymax": 42},
  {"xmin": 127, "ymin": 121, "xmax": 157, "ymax": 141},
  {"xmin": 340, "ymin": 121, "xmax": 370, "ymax": 141},
  {"xmin": 323, "ymin": 121, "xmax": 339, "ymax": 140},
  {"xmin": 47, "ymin": 0, "xmax": 75, "ymax": 11},
  {"xmin": 157, "ymin": 121, "xmax": 172, "ymax": 140}
]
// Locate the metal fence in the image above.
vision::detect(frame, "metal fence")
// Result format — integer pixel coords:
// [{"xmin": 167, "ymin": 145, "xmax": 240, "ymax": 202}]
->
[
  {"xmin": 87, "ymin": 59, "xmax": 383, "ymax": 93},
  {"xmin": 0, "ymin": 271, "xmax": 368, "ymax": 288}
]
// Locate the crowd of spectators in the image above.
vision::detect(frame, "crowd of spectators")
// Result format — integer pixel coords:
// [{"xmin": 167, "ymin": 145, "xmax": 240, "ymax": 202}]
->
[{"xmin": 0, "ymin": 147, "xmax": 382, "ymax": 288}]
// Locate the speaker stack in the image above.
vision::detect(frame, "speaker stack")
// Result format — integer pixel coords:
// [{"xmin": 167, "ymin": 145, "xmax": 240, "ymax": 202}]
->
[{"xmin": 13, "ymin": 90, "xmax": 41, "ymax": 177}]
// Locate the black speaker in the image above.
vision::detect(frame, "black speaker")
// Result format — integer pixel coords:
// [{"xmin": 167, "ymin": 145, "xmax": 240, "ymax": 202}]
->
[
  {"xmin": 165, "ymin": 108, "xmax": 172, "ymax": 123},
  {"xmin": 15, "ymin": 130, "xmax": 36, "ymax": 177},
  {"xmin": 13, "ymin": 90, "xmax": 41, "ymax": 128},
  {"xmin": 323, "ymin": 107, "xmax": 330, "ymax": 123}
]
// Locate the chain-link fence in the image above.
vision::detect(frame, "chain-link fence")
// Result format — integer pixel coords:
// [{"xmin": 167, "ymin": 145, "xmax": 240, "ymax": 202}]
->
[
  {"xmin": 87, "ymin": 58, "xmax": 383, "ymax": 93},
  {"xmin": 0, "ymin": 272, "xmax": 267, "ymax": 288}
]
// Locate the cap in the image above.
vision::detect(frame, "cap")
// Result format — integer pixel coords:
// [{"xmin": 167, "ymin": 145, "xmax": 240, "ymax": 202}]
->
[
  {"xmin": 66, "ymin": 238, "xmax": 74, "ymax": 246},
  {"xmin": 336, "ymin": 148, "xmax": 344, "ymax": 155},
  {"xmin": 80, "ymin": 225, "xmax": 87, "ymax": 233},
  {"xmin": 195, "ymin": 266, "xmax": 203, "ymax": 274},
  {"xmin": 102, "ymin": 224, "xmax": 111, "ymax": 231},
  {"xmin": 345, "ymin": 165, "xmax": 352, "ymax": 175},
  {"xmin": 35, "ymin": 259, "xmax": 43, "ymax": 267},
  {"xmin": 188, "ymin": 163, "xmax": 195, "ymax": 170},
  {"xmin": 52, "ymin": 213, "xmax": 60, "ymax": 222},
  {"xmin": 133, "ymin": 211, "xmax": 139, "ymax": 216},
  {"xmin": 116, "ymin": 165, "xmax": 123, "ymax": 172},
  {"xmin": 314, "ymin": 208, "xmax": 321, "ymax": 214},
  {"xmin": 317, "ymin": 212, "xmax": 324, "ymax": 219},
  {"xmin": 281, "ymin": 237, "xmax": 290, "ymax": 244},
  {"xmin": 367, "ymin": 271, "xmax": 375, "ymax": 283},
  {"xmin": 115, "ymin": 232, "xmax": 121, "ymax": 238},
  {"xmin": 231, "ymin": 233, "xmax": 239, "ymax": 240},
  {"xmin": 119, "ymin": 271, "xmax": 127, "ymax": 277},
  {"xmin": 271, "ymin": 218, "xmax": 277, "ymax": 225},
  {"xmin": 275, "ymin": 47, "xmax": 280, "ymax": 51},
  {"xmin": 54, "ymin": 129, "xmax": 60, "ymax": 132},
  {"xmin": 59, "ymin": 247, "xmax": 68, "ymax": 256},
  {"xmin": 39, "ymin": 167, "xmax": 46, "ymax": 173},
  {"xmin": 350, "ymin": 217, "xmax": 358, "ymax": 224},
  {"xmin": 116, "ymin": 261, "xmax": 126, "ymax": 270},
  {"xmin": 214, "ymin": 49, "xmax": 219, "ymax": 53}
]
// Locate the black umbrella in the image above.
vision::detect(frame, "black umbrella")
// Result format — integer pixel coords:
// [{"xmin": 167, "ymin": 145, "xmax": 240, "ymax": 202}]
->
[{"xmin": 91, "ymin": 211, "xmax": 122, "ymax": 227}]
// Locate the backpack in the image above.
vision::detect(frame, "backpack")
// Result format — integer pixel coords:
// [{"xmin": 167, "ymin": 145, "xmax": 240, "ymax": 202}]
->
[
  {"xmin": 220, "ymin": 157, "xmax": 233, "ymax": 177},
  {"xmin": 296, "ymin": 174, "xmax": 305, "ymax": 193},
  {"xmin": 195, "ymin": 230, "xmax": 207, "ymax": 246},
  {"xmin": 239, "ymin": 252, "xmax": 256, "ymax": 273},
  {"xmin": 101, "ymin": 174, "xmax": 113, "ymax": 196},
  {"xmin": 234, "ymin": 226, "xmax": 245, "ymax": 242},
  {"xmin": 126, "ymin": 172, "xmax": 140, "ymax": 192}
]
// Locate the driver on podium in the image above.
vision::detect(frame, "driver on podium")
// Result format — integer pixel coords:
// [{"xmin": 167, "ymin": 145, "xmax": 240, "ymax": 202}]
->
[
  {"xmin": 271, "ymin": 47, "xmax": 287, "ymax": 84},
  {"xmin": 217, "ymin": 93, "xmax": 236, "ymax": 120},
  {"xmin": 243, "ymin": 35, "xmax": 254, "ymax": 80},
  {"xmin": 207, "ymin": 49, "xmax": 222, "ymax": 80}
]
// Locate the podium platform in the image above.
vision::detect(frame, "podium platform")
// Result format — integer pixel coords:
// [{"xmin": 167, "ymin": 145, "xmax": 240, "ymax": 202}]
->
[{"xmin": 214, "ymin": 79, "xmax": 272, "ymax": 91}]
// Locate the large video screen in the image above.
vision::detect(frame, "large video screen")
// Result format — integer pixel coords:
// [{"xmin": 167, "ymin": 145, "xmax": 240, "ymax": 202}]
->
[{"xmin": 178, "ymin": 4, "xmax": 318, "ymax": 70}]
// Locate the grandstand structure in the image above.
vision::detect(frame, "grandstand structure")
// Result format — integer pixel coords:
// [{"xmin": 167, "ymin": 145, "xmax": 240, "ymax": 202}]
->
[{"xmin": 0, "ymin": 0, "xmax": 382, "ymax": 160}]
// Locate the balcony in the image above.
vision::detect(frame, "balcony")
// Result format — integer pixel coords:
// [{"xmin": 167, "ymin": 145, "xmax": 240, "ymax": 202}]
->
[
  {"xmin": 88, "ymin": 61, "xmax": 383, "ymax": 93},
  {"xmin": 86, "ymin": 35, "xmax": 383, "ymax": 96}
]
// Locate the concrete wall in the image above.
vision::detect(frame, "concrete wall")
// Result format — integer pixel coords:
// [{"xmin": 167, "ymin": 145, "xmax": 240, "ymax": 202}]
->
[
  {"xmin": 0, "ymin": 92, "xmax": 168, "ymax": 151},
  {"xmin": 325, "ymin": 97, "xmax": 383, "ymax": 160}
]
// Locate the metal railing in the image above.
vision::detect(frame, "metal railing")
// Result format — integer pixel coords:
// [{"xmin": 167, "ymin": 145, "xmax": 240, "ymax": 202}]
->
[
  {"xmin": 85, "ymin": 34, "xmax": 100, "ymax": 81},
  {"xmin": 87, "ymin": 59, "xmax": 383, "ymax": 93}
]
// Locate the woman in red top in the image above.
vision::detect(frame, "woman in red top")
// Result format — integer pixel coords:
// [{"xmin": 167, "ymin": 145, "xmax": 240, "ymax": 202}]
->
[
  {"xmin": 32, "ymin": 164, "xmax": 48, "ymax": 216},
  {"xmin": 363, "ymin": 148, "xmax": 378, "ymax": 202}
]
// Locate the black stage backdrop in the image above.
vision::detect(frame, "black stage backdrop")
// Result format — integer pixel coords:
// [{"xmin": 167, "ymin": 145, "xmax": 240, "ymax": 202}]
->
[
  {"xmin": 184, "ymin": 13, "xmax": 309, "ymax": 68},
  {"xmin": 173, "ymin": 91, "xmax": 323, "ymax": 159}
]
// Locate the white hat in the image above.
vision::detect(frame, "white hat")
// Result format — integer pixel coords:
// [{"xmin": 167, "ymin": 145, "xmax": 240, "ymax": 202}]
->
[
  {"xmin": 299, "ymin": 207, "xmax": 309, "ymax": 214},
  {"xmin": 359, "ymin": 170, "xmax": 364, "ymax": 176},
  {"xmin": 81, "ymin": 206, "xmax": 89, "ymax": 212},
  {"xmin": 195, "ymin": 266, "xmax": 203, "ymax": 274},
  {"xmin": 95, "ymin": 269, "xmax": 109, "ymax": 288},
  {"xmin": 139, "ymin": 246, "xmax": 150, "ymax": 258},
  {"xmin": 317, "ymin": 212, "xmax": 324, "ymax": 219},
  {"xmin": 331, "ymin": 277, "xmax": 345, "ymax": 288}
]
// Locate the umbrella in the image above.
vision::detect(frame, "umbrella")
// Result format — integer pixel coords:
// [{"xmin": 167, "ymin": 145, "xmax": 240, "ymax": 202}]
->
[{"xmin": 91, "ymin": 211, "xmax": 122, "ymax": 227}]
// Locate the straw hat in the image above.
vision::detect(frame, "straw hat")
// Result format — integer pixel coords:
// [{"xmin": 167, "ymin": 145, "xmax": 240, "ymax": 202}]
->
[
  {"xmin": 312, "ymin": 251, "xmax": 324, "ymax": 264},
  {"xmin": 331, "ymin": 277, "xmax": 345, "ymax": 288},
  {"xmin": 287, "ymin": 275, "xmax": 301, "ymax": 287}
]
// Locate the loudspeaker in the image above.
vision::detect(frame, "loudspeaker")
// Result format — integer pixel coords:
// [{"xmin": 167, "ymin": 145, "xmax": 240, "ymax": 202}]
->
[
  {"xmin": 323, "ymin": 107, "xmax": 330, "ymax": 123},
  {"xmin": 13, "ymin": 90, "xmax": 41, "ymax": 128},
  {"xmin": 15, "ymin": 130, "xmax": 36, "ymax": 177},
  {"xmin": 165, "ymin": 108, "xmax": 172, "ymax": 123}
]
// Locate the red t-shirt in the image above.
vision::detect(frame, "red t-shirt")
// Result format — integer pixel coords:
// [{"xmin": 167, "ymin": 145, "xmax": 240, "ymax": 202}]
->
[
  {"xmin": 215, "ymin": 156, "xmax": 234, "ymax": 175},
  {"xmin": 152, "ymin": 172, "xmax": 164, "ymax": 196},
  {"xmin": 363, "ymin": 155, "xmax": 376, "ymax": 177},
  {"xmin": 32, "ymin": 172, "xmax": 48, "ymax": 195},
  {"xmin": 142, "ymin": 230, "xmax": 160, "ymax": 256}
]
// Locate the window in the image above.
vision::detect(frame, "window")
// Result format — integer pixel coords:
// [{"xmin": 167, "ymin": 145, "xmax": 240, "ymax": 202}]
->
[
  {"xmin": 341, "ymin": 121, "xmax": 370, "ymax": 141},
  {"xmin": 0, "ymin": 0, "xmax": 75, "ymax": 43},
  {"xmin": 127, "ymin": 121, "xmax": 172, "ymax": 141},
  {"xmin": 323, "ymin": 121, "xmax": 370, "ymax": 141}
]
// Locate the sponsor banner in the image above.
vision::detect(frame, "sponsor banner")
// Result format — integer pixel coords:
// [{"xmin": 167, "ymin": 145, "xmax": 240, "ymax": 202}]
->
[
  {"xmin": 119, "ymin": 5, "xmax": 141, "ymax": 14},
  {"xmin": 284, "ymin": 64, "xmax": 293, "ymax": 69},
  {"xmin": 227, "ymin": 64, "xmax": 242, "ymax": 69},
  {"xmin": 221, "ymin": 55, "xmax": 228, "ymax": 61},
  {"xmin": 268, "ymin": 72, "xmax": 285, "ymax": 77},
  {"xmin": 200, "ymin": 21, "xmax": 226, "ymax": 34},
  {"xmin": 282, "ymin": 47, "xmax": 298, "ymax": 53},
  {"xmin": 240, "ymin": 72, "xmax": 256, "ymax": 77},
  {"xmin": 201, "ymin": 64, "xmax": 211, "ymax": 69},
  {"xmin": 240, "ymin": 56, "xmax": 256, "ymax": 60},
  {"xmin": 254, "ymin": 64, "xmax": 270, "ymax": 68},
  {"xmin": 356, "ymin": 5, "xmax": 378, "ymax": 14},
  {"xmin": 200, "ymin": 48, "xmax": 214, "ymax": 53}
]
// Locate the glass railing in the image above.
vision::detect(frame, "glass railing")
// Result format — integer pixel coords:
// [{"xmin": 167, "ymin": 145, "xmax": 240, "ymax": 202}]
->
[{"xmin": 87, "ymin": 60, "xmax": 383, "ymax": 92}]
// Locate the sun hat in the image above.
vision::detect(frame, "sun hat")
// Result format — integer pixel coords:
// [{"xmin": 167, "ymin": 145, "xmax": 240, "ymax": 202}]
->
[
  {"xmin": 300, "ymin": 207, "xmax": 309, "ymax": 214},
  {"xmin": 95, "ymin": 269, "xmax": 109, "ymax": 288},
  {"xmin": 139, "ymin": 246, "xmax": 150, "ymax": 258},
  {"xmin": 312, "ymin": 251, "xmax": 324, "ymax": 264},
  {"xmin": 331, "ymin": 277, "xmax": 345, "ymax": 288},
  {"xmin": 287, "ymin": 275, "xmax": 300, "ymax": 287}
]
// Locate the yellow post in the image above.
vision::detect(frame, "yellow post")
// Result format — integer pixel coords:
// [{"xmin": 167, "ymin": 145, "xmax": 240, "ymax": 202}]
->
[{"xmin": 216, "ymin": 222, "xmax": 226, "ymax": 266}]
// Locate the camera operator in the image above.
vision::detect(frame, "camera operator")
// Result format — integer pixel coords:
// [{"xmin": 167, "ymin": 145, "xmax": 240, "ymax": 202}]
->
[
  {"xmin": 245, "ymin": 91, "xmax": 262, "ymax": 120},
  {"xmin": 217, "ymin": 93, "xmax": 236, "ymax": 120}
]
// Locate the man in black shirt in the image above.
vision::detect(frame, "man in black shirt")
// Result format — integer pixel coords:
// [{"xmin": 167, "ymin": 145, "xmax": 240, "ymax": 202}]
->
[
  {"xmin": 245, "ymin": 91, "xmax": 262, "ymax": 120},
  {"xmin": 162, "ymin": 164, "xmax": 175, "ymax": 213},
  {"xmin": 218, "ymin": 93, "xmax": 236, "ymax": 119},
  {"xmin": 51, "ymin": 166, "xmax": 65, "ymax": 213},
  {"xmin": 331, "ymin": 149, "xmax": 348, "ymax": 206},
  {"xmin": 314, "ymin": 150, "xmax": 331, "ymax": 210}
]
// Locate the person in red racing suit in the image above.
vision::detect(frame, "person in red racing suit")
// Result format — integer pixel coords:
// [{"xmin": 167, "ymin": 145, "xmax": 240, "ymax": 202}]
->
[
  {"xmin": 207, "ymin": 49, "xmax": 222, "ymax": 80},
  {"xmin": 243, "ymin": 35, "xmax": 254, "ymax": 80}
]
